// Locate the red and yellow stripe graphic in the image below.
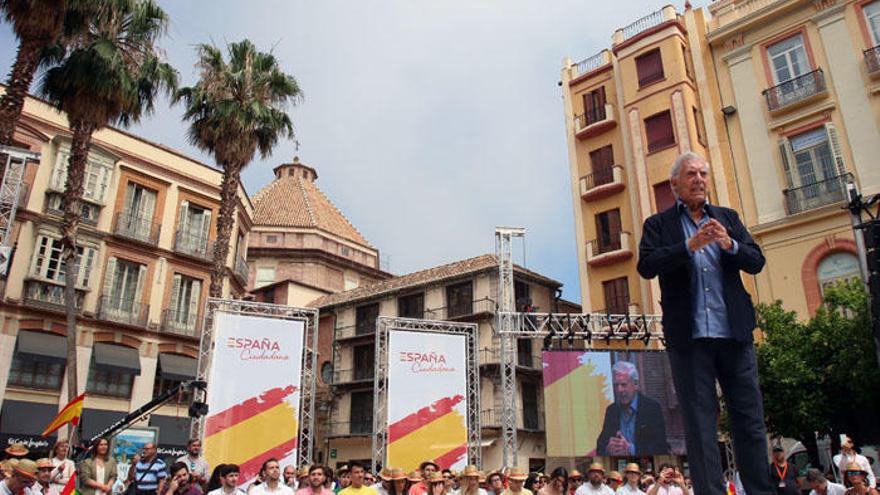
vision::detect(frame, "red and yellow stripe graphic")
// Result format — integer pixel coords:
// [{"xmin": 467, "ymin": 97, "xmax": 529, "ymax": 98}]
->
[
  {"xmin": 387, "ymin": 395, "xmax": 467, "ymax": 472},
  {"xmin": 204, "ymin": 386, "xmax": 299, "ymax": 483},
  {"xmin": 41, "ymin": 393, "xmax": 85, "ymax": 437},
  {"xmin": 543, "ymin": 352, "xmax": 611, "ymax": 457}
]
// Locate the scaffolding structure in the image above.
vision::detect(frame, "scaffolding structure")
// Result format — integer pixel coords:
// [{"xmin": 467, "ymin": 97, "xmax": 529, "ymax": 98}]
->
[
  {"xmin": 494, "ymin": 227, "xmax": 524, "ymax": 468},
  {"xmin": 371, "ymin": 316, "xmax": 481, "ymax": 472},
  {"xmin": 195, "ymin": 298, "xmax": 320, "ymax": 467},
  {"xmin": 0, "ymin": 145, "xmax": 39, "ymax": 274}
]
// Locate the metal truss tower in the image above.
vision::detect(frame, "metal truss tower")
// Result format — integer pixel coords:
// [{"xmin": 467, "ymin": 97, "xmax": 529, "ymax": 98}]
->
[
  {"xmin": 0, "ymin": 146, "xmax": 39, "ymax": 274},
  {"xmin": 495, "ymin": 226, "xmax": 524, "ymax": 468}
]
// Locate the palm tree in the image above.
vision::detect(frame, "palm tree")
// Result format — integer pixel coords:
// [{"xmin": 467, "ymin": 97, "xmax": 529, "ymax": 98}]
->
[
  {"xmin": 38, "ymin": 0, "xmax": 177, "ymax": 408},
  {"xmin": 175, "ymin": 40, "xmax": 301, "ymax": 297},
  {"xmin": 0, "ymin": 0, "xmax": 67, "ymax": 145}
]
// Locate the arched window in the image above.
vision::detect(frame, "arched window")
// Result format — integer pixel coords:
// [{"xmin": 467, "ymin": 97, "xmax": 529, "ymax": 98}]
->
[{"xmin": 816, "ymin": 252, "xmax": 860, "ymax": 296}]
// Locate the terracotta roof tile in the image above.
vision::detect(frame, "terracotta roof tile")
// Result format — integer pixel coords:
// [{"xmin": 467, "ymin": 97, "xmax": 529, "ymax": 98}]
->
[
  {"xmin": 251, "ymin": 173, "xmax": 372, "ymax": 248},
  {"xmin": 309, "ymin": 253, "xmax": 561, "ymax": 308}
]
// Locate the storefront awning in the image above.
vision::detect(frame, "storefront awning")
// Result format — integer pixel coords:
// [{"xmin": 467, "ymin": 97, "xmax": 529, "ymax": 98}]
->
[
  {"xmin": 16, "ymin": 331, "xmax": 66, "ymax": 364},
  {"xmin": 158, "ymin": 354, "xmax": 197, "ymax": 382},
  {"xmin": 0, "ymin": 400, "xmax": 62, "ymax": 437},
  {"xmin": 92, "ymin": 343, "xmax": 141, "ymax": 374}
]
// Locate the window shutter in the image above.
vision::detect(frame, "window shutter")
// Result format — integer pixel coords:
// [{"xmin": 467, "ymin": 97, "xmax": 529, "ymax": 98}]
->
[
  {"xmin": 102, "ymin": 257, "xmax": 118, "ymax": 298},
  {"xmin": 178, "ymin": 201, "xmax": 190, "ymax": 236},
  {"xmin": 123, "ymin": 182, "xmax": 135, "ymax": 215},
  {"xmin": 778, "ymin": 138, "xmax": 795, "ymax": 188},
  {"xmin": 824, "ymin": 123, "xmax": 846, "ymax": 176},
  {"xmin": 609, "ymin": 209, "xmax": 622, "ymax": 247},
  {"xmin": 188, "ymin": 279, "xmax": 202, "ymax": 327},
  {"xmin": 78, "ymin": 248, "xmax": 96, "ymax": 287},
  {"xmin": 32, "ymin": 235, "xmax": 49, "ymax": 276},
  {"xmin": 200, "ymin": 209, "xmax": 212, "ymax": 251},
  {"xmin": 50, "ymin": 153, "xmax": 68, "ymax": 191},
  {"xmin": 141, "ymin": 189, "xmax": 156, "ymax": 223},
  {"xmin": 134, "ymin": 264, "xmax": 148, "ymax": 307},
  {"xmin": 169, "ymin": 274, "xmax": 182, "ymax": 315},
  {"xmin": 597, "ymin": 86, "xmax": 607, "ymax": 108},
  {"xmin": 582, "ymin": 93, "xmax": 595, "ymax": 118}
]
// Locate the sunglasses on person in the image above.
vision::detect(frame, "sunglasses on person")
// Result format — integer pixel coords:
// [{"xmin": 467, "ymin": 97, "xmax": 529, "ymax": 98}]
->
[{"xmin": 846, "ymin": 471, "xmax": 865, "ymax": 477}]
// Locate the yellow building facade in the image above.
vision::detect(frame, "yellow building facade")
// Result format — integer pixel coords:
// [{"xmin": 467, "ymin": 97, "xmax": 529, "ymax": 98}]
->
[
  {"xmin": 0, "ymin": 93, "xmax": 253, "ymax": 453},
  {"xmin": 565, "ymin": 0, "xmax": 880, "ymax": 322},
  {"xmin": 702, "ymin": 0, "xmax": 880, "ymax": 317}
]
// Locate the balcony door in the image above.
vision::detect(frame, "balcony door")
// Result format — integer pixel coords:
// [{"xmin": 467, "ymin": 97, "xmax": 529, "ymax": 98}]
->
[
  {"xmin": 169, "ymin": 274, "xmax": 202, "ymax": 335},
  {"xmin": 589, "ymin": 145, "xmax": 614, "ymax": 187},
  {"xmin": 768, "ymin": 34, "xmax": 810, "ymax": 85},
  {"xmin": 353, "ymin": 344, "xmax": 374, "ymax": 381},
  {"xmin": 866, "ymin": 1, "xmax": 880, "ymax": 45},
  {"xmin": 596, "ymin": 209, "xmax": 622, "ymax": 253},
  {"xmin": 350, "ymin": 390, "xmax": 373, "ymax": 435},
  {"xmin": 178, "ymin": 201, "xmax": 211, "ymax": 254},
  {"xmin": 789, "ymin": 128, "xmax": 837, "ymax": 195},
  {"xmin": 103, "ymin": 257, "xmax": 146, "ymax": 316},
  {"xmin": 121, "ymin": 182, "xmax": 157, "ymax": 240},
  {"xmin": 582, "ymin": 86, "xmax": 606, "ymax": 125}
]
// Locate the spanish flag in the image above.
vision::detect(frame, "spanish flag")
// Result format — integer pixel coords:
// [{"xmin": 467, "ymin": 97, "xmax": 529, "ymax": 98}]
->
[
  {"xmin": 42, "ymin": 393, "xmax": 85, "ymax": 437},
  {"xmin": 61, "ymin": 471, "xmax": 78, "ymax": 495},
  {"xmin": 387, "ymin": 395, "xmax": 468, "ymax": 472}
]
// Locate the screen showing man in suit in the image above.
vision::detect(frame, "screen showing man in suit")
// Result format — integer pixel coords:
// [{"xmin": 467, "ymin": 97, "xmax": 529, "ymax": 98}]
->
[{"xmin": 542, "ymin": 350, "xmax": 685, "ymax": 458}]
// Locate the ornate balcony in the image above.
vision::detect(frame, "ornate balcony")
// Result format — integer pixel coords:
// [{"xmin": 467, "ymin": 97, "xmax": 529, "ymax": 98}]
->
[
  {"xmin": 783, "ymin": 173, "xmax": 850, "ymax": 215},
  {"xmin": 97, "ymin": 295, "xmax": 149, "ymax": 327},
  {"xmin": 574, "ymin": 103, "xmax": 617, "ymax": 139},
  {"xmin": 865, "ymin": 45, "xmax": 880, "ymax": 78},
  {"xmin": 23, "ymin": 279, "xmax": 85, "ymax": 311},
  {"xmin": 586, "ymin": 231, "xmax": 634, "ymax": 267},
  {"xmin": 332, "ymin": 368, "xmax": 374, "ymax": 385},
  {"xmin": 762, "ymin": 69, "xmax": 827, "ymax": 114},
  {"xmin": 114, "ymin": 210, "xmax": 160, "ymax": 245},
  {"xmin": 174, "ymin": 230, "xmax": 213, "ymax": 261},
  {"xmin": 580, "ymin": 165, "xmax": 625, "ymax": 202},
  {"xmin": 161, "ymin": 308, "xmax": 199, "ymax": 337},
  {"xmin": 480, "ymin": 407, "xmax": 544, "ymax": 431},
  {"xmin": 424, "ymin": 298, "xmax": 496, "ymax": 321},
  {"xmin": 334, "ymin": 322, "xmax": 377, "ymax": 340}
]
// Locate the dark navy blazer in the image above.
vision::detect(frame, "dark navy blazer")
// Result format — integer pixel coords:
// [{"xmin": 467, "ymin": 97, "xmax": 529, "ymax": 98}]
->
[{"xmin": 636, "ymin": 203, "xmax": 765, "ymax": 350}]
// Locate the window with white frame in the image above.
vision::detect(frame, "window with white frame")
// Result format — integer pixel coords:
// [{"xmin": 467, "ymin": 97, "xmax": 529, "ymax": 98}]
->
[
  {"xmin": 255, "ymin": 267, "xmax": 275, "ymax": 288},
  {"xmin": 176, "ymin": 201, "xmax": 211, "ymax": 255},
  {"xmin": 788, "ymin": 128, "xmax": 837, "ymax": 189},
  {"xmin": 817, "ymin": 252, "xmax": 861, "ymax": 297},
  {"xmin": 865, "ymin": 1, "xmax": 880, "ymax": 46},
  {"xmin": 31, "ymin": 234, "xmax": 97, "ymax": 288},
  {"xmin": 102, "ymin": 257, "xmax": 147, "ymax": 315},
  {"xmin": 779, "ymin": 124, "xmax": 848, "ymax": 214},
  {"xmin": 767, "ymin": 34, "xmax": 810, "ymax": 84},
  {"xmin": 49, "ymin": 150, "xmax": 113, "ymax": 203},
  {"xmin": 167, "ymin": 274, "xmax": 202, "ymax": 334}
]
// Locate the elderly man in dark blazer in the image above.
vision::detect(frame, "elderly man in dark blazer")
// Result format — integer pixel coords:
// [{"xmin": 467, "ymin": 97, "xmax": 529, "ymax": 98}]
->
[
  {"xmin": 637, "ymin": 152, "xmax": 774, "ymax": 495},
  {"xmin": 595, "ymin": 360, "xmax": 670, "ymax": 456}
]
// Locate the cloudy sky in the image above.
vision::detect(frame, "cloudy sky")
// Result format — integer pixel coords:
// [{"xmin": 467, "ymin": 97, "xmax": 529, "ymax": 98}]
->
[{"xmin": 0, "ymin": 0, "xmax": 701, "ymax": 303}]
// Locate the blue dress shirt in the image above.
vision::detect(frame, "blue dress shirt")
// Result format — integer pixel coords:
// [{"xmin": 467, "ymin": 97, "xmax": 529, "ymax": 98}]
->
[
  {"xmin": 619, "ymin": 393, "xmax": 638, "ymax": 455},
  {"xmin": 677, "ymin": 200, "xmax": 738, "ymax": 339}
]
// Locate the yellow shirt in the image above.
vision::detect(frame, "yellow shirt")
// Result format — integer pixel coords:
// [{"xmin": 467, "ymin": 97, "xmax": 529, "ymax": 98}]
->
[{"xmin": 339, "ymin": 486, "xmax": 378, "ymax": 495}]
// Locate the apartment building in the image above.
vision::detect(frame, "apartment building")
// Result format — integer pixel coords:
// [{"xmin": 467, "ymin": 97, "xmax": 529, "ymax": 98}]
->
[
  {"xmin": 0, "ymin": 93, "xmax": 253, "ymax": 454},
  {"xmin": 312, "ymin": 254, "xmax": 569, "ymax": 470},
  {"xmin": 562, "ymin": 5, "xmax": 718, "ymax": 316},
  {"xmin": 701, "ymin": 0, "xmax": 880, "ymax": 316}
]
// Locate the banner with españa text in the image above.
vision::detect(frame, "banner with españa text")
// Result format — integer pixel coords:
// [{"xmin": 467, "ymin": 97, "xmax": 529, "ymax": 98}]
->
[
  {"xmin": 203, "ymin": 313, "xmax": 305, "ymax": 486},
  {"xmin": 386, "ymin": 330, "xmax": 468, "ymax": 472}
]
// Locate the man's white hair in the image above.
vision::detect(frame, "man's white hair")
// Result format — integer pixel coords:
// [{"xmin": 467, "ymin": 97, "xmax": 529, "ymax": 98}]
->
[
  {"xmin": 670, "ymin": 151, "xmax": 709, "ymax": 182},
  {"xmin": 612, "ymin": 360, "xmax": 639, "ymax": 383}
]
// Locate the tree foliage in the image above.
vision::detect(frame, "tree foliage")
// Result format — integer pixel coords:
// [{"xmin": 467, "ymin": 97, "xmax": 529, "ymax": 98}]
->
[{"xmin": 756, "ymin": 280, "xmax": 880, "ymax": 449}]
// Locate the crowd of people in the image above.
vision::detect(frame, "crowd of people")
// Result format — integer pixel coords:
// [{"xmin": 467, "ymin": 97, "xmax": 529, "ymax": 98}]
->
[{"xmin": 1, "ymin": 436, "xmax": 879, "ymax": 495}]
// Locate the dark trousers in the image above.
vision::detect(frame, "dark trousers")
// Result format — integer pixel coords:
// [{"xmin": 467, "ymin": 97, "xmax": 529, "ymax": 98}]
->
[{"xmin": 667, "ymin": 339, "xmax": 775, "ymax": 495}]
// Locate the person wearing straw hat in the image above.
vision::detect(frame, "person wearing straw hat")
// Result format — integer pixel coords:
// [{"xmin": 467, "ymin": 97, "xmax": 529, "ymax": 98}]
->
[
  {"xmin": 457, "ymin": 466, "xmax": 486, "ymax": 495},
  {"xmin": 605, "ymin": 473, "xmax": 622, "ymax": 493},
  {"xmin": 835, "ymin": 438, "xmax": 876, "ymax": 489},
  {"xmin": 384, "ymin": 469, "xmax": 407, "ymax": 495},
  {"xmin": 843, "ymin": 462, "xmax": 878, "ymax": 495},
  {"xmin": 373, "ymin": 469, "xmax": 392, "ymax": 495},
  {"xmin": 3, "ymin": 444, "xmax": 28, "ymax": 461},
  {"xmin": 0, "ymin": 458, "xmax": 37, "ymax": 495},
  {"xmin": 618, "ymin": 465, "xmax": 644, "ymax": 495},
  {"xmin": 425, "ymin": 473, "xmax": 448, "ymax": 495},
  {"xmin": 410, "ymin": 463, "xmax": 440, "ymax": 495},
  {"xmin": 575, "ymin": 464, "xmax": 612, "ymax": 495},
  {"xmin": 502, "ymin": 468, "xmax": 531, "ymax": 495},
  {"xmin": 33, "ymin": 458, "xmax": 60, "ymax": 495}
]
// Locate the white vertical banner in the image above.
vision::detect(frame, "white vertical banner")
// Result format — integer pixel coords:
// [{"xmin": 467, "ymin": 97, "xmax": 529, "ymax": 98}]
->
[
  {"xmin": 202, "ymin": 313, "xmax": 304, "ymax": 486},
  {"xmin": 386, "ymin": 330, "xmax": 468, "ymax": 472}
]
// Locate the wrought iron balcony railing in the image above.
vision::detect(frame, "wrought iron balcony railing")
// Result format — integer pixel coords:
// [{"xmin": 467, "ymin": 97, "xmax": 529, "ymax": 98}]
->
[
  {"xmin": 581, "ymin": 165, "xmax": 617, "ymax": 191},
  {"xmin": 783, "ymin": 173, "xmax": 850, "ymax": 215},
  {"xmin": 174, "ymin": 230, "xmax": 213, "ymax": 260},
  {"xmin": 332, "ymin": 368, "xmax": 374, "ymax": 384},
  {"xmin": 865, "ymin": 45, "xmax": 880, "ymax": 76},
  {"xmin": 161, "ymin": 308, "xmax": 199, "ymax": 337},
  {"xmin": 762, "ymin": 69, "xmax": 826, "ymax": 112},
  {"xmin": 233, "ymin": 254, "xmax": 248, "ymax": 285},
  {"xmin": 97, "ymin": 295, "xmax": 149, "ymax": 327},
  {"xmin": 335, "ymin": 323, "xmax": 377, "ymax": 340},
  {"xmin": 480, "ymin": 407, "xmax": 545, "ymax": 430},
  {"xmin": 327, "ymin": 418, "xmax": 373, "ymax": 437},
  {"xmin": 23, "ymin": 279, "xmax": 85, "ymax": 310},
  {"xmin": 424, "ymin": 298, "xmax": 496, "ymax": 320},
  {"xmin": 114, "ymin": 210, "xmax": 160, "ymax": 245}
]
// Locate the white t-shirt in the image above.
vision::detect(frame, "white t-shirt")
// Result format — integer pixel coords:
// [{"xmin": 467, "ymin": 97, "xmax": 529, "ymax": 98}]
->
[
  {"xmin": 575, "ymin": 484, "xmax": 614, "ymax": 495},
  {"xmin": 251, "ymin": 484, "xmax": 296, "ymax": 495},
  {"xmin": 208, "ymin": 488, "xmax": 248, "ymax": 495},
  {"xmin": 616, "ymin": 485, "xmax": 645, "ymax": 495},
  {"xmin": 834, "ymin": 453, "xmax": 877, "ymax": 488},
  {"xmin": 808, "ymin": 481, "xmax": 847, "ymax": 495}
]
